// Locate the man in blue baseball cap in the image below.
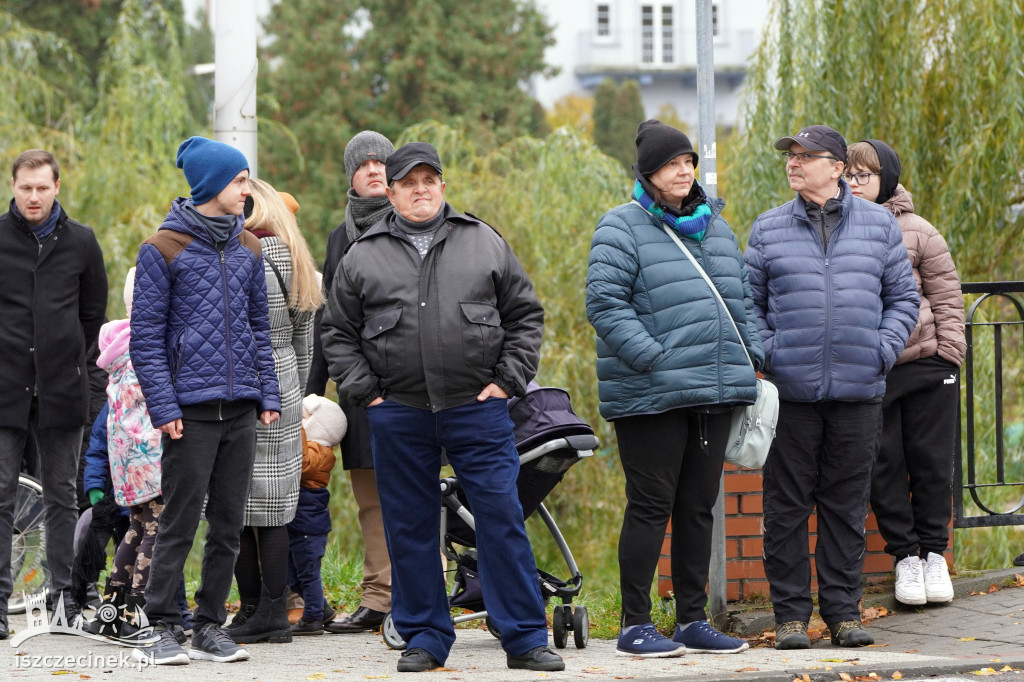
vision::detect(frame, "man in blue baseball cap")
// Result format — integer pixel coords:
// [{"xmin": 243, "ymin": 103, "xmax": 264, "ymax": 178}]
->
[{"xmin": 130, "ymin": 136, "xmax": 281, "ymax": 666}]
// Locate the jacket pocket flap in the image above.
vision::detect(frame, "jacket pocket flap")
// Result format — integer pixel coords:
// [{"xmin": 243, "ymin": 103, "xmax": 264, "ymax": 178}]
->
[
  {"xmin": 460, "ymin": 302, "xmax": 500, "ymax": 327},
  {"xmin": 363, "ymin": 306, "xmax": 402, "ymax": 339}
]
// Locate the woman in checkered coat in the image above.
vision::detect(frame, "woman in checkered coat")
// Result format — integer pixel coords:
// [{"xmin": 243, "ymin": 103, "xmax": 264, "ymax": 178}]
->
[{"xmin": 229, "ymin": 179, "xmax": 325, "ymax": 644}]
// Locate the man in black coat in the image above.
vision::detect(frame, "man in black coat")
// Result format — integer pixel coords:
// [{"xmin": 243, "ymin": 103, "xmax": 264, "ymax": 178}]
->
[{"xmin": 0, "ymin": 149, "xmax": 108, "ymax": 639}]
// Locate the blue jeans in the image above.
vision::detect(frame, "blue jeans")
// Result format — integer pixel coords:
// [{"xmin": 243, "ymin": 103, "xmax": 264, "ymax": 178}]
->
[{"xmin": 367, "ymin": 398, "xmax": 548, "ymax": 664}]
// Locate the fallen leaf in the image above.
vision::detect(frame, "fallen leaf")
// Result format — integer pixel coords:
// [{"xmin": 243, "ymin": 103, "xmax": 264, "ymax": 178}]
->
[
  {"xmin": 307, "ymin": 675, "xmax": 326, "ymax": 680},
  {"xmin": 972, "ymin": 668, "xmax": 999, "ymax": 676},
  {"xmin": 892, "ymin": 672, "xmax": 903, "ymax": 679},
  {"xmin": 1001, "ymin": 666, "xmax": 1015, "ymax": 672},
  {"xmin": 839, "ymin": 673, "xmax": 854, "ymax": 681},
  {"xmin": 1014, "ymin": 574, "xmax": 1024, "ymax": 587},
  {"xmin": 735, "ymin": 667, "xmax": 760, "ymax": 672},
  {"xmin": 988, "ymin": 584, "xmax": 999, "ymax": 593},
  {"xmin": 959, "ymin": 636, "xmax": 977, "ymax": 641}
]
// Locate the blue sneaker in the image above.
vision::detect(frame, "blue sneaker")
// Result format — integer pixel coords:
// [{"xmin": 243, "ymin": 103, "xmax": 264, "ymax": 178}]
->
[
  {"xmin": 673, "ymin": 620, "xmax": 749, "ymax": 653},
  {"xmin": 616, "ymin": 623, "xmax": 686, "ymax": 658}
]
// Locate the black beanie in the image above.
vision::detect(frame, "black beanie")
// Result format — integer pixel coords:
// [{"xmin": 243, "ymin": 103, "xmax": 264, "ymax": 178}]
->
[
  {"xmin": 863, "ymin": 139, "xmax": 902, "ymax": 206},
  {"xmin": 634, "ymin": 119, "xmax": 698, "ymax": 176}
]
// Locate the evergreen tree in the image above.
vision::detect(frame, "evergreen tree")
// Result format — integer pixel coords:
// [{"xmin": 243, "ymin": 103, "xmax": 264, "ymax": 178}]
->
[
  {"xmin": 591, "ymin": 78, "xmax": 645, "ymax": 169},
  {"xmin": 258, "ymin": 0, "xmax": 557, "ymax": 248}
]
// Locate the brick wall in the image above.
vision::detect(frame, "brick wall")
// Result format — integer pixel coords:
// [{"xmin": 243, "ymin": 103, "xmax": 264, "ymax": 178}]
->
[{"xmin": 657, "ymin": 465, "xmax": 955, "ymax": 602}]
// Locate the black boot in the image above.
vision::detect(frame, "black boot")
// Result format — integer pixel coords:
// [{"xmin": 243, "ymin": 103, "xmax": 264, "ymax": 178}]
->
[
  {"xmin": 85, "ymin": 580, "xmax": 127, "ymax": 637},
  {"xmin": 230, "ymin": 586, "xmax": 292, "ymax": 644},
  {"xmin": 225, "ymin": 597, "xmax": 259, "ymax": 633}
]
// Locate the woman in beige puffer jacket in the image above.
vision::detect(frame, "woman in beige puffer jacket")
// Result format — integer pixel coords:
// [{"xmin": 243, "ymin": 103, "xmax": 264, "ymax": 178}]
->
[{"xmin": 847, "ymin": 139, "xmax": 966, "ymax": 609}]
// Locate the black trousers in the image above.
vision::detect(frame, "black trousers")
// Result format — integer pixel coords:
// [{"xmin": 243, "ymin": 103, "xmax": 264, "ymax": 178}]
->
[
  {"xmin": 614, "ymin": 408, "xmax": 730, "ymax": 627},
  {"xmin": 144, "ymin": 414, "xmax": 256, "ymax": 628},
  {"xmin": 763, "ymin": 400, "xmax": 882, "ymax": 625},
  {"xmin": 870, "ymin": 356, "xmax": 959, "ymax": 559}
]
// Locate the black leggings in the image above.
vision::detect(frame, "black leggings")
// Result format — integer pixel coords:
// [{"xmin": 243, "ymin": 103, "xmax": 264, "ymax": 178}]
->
[
  {"xmin": 614, "ymin": 408, "xmax": 730, "ymax": 627},
  {"xmin": 235, "ymin": 525, "xmax": 290, "ymax": 598}
]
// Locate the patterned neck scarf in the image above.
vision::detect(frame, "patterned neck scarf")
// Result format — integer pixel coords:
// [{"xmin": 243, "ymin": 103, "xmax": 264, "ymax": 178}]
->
[{"xmin": 632, "ymin": 180, "xmax": 711, "ymax": 241}]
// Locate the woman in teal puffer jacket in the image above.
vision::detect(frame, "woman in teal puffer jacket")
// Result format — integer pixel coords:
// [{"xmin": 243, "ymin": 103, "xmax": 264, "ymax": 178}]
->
[{"xmin": 586, "ymin": 120, "xmax": 763, "ymax": 658}]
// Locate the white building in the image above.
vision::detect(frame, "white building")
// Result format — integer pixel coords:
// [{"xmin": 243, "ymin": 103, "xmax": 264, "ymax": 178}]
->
[{"xmin": 531, "ymin": 0, "xmax": 769, "ymax": 128}]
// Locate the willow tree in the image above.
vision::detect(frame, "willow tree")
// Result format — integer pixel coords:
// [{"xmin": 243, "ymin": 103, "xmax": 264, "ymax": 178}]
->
[
  {"xmin": 727, "ymin": 0, "xmax": 1024, "ymax": 281},
  {"xmin": 0, "ymin": 1, "xmax": 200, "ymax": 317}
]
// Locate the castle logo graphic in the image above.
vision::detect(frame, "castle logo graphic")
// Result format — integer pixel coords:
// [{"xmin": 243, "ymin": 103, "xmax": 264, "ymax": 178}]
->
[{"xmin": 9, "ymin": 590, "xmax": 157, "ymax": 648}]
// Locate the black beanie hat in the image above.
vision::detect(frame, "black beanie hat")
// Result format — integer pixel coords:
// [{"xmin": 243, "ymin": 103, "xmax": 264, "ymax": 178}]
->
[
  {"xmin": 863, "ymin": 139, "xmax": 902, "ymax": 206},
  {"xmin": 634, "ymin": 119, "xmax": 698, "ymax": 176}
]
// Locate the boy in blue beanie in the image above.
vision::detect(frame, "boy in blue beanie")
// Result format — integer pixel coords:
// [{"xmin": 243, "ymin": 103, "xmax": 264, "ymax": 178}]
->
[{"xmin": 130, "ymin": 136, "xmax": 281, "ymax": 666}]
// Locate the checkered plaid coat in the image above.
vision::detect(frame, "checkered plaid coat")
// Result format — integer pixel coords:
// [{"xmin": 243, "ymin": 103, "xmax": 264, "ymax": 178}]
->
[{"xmin": 244, "ymin": 236, "xmax": 313, "ymax": 526}]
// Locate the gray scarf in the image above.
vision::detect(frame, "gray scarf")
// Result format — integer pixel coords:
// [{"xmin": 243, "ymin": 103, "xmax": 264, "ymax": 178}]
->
[{"xmin": 344, "ymin": 188, "xmax": 393, "ymax": 242}]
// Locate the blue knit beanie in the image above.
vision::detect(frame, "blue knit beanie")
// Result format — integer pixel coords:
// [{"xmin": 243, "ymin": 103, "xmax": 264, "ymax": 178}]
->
[{"xmin": 175, "ymin": 136, "xmax": 250, "ymax": 206}]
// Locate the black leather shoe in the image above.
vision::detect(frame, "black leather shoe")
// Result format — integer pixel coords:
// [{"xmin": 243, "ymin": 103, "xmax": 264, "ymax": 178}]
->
[
  {"xmin": 324, "ymin": 606, "xmax": 386, "ymax": 633},
  {"xmin": 507, "ymin": 646, "xmax": 565, "ymax": 671},
  {"xmin": 396, "ymin": 647, "xmax": 440, "ymax": 672},
  {"xmin": 0, "ymin": 612, "xmax": 8, "ymax": 640}
]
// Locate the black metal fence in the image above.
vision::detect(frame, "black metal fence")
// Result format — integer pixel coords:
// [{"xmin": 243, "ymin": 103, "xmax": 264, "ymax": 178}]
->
[{"xmin": 954, "ymin": 282, "xmax": 1024, "ymax": 528}]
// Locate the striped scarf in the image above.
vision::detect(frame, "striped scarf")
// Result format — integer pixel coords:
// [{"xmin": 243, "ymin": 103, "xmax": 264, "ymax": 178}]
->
[{"xmin": 632, "ymin": 180, "xmax": 711, "ymax": 241}]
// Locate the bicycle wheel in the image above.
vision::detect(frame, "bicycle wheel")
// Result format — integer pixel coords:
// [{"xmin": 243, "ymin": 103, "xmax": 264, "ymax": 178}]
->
[{"xmin": 8, "ymin": 475, "xmax": 48, "ymax": 615}]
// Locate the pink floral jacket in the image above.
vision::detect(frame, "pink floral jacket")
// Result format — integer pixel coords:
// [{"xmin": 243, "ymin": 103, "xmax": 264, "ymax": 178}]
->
[{"xmin": 97, "ymin": 318, "xmax": 162, "ymax": 506}]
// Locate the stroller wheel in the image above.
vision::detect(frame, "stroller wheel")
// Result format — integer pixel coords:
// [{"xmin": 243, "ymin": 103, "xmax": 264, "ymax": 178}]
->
[
  {"xmin": 484, "ymin": 615, "xmax": 501, "ymax": 640},
  {"xmin": 381, "ymin": 612, "xmax": 407, "ymax": 650},
  {"xmin": 551, "ymin": 605, "xmax": 569, "ymax": 649},
  {"xmin": 572, "ymin": 606, "xmax": 589, "ymax": 649}
]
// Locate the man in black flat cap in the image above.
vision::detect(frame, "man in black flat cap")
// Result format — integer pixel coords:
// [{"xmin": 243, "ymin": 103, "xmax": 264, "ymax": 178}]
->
[
  {"xmin": 321, "ymin": 142, "xmax": 563, "ymax": 674},
  {"xmin": 744, "ymin": 125, "xmax": 919, "ymax": 651}
]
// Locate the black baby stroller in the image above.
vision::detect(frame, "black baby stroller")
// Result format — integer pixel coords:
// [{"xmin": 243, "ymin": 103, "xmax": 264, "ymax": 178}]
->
[{"xmin": 380, "ymin": 384, "xmax": 599, "ymax": 650}]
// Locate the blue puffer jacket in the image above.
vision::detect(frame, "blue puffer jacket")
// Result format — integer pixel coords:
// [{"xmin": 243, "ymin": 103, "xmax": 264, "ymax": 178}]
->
[
  {"xmin": 586, "ymin": 199, "xmax": 764, "ymax": 421},
  {"xmin": 743, "ymin": 186, "xmax": 919, "ymax": 402},
  {"xmin": 131, "ymin": 199, "xmax": 281, "ymax": 427}
]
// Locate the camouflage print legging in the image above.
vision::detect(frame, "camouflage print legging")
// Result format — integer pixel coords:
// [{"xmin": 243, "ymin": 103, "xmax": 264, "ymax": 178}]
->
[{"xmin": 109, "ymin": 497, "xmax": 163, "ymax": 596}]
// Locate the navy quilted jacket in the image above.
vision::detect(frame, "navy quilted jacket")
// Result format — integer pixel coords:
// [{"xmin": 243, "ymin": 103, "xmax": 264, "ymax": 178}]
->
[
  {"xmin": 130, "ymin": 198, "xmax": 281, "ymax": 427},
  {"xmin": 743, "ymin": 186, "xmax": 919, "ymax": 402},
  {"xmin": 586, "ymin": 200, "xmax": 764, "ymax": 421}
]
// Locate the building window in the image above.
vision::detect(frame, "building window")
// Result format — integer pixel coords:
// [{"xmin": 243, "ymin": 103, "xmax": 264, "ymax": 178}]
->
[
  {"xmin": 661, "ymin": 5, "xmax": 673, "ymax": 63},
  {"xmin": 597, "ymin": 4, "xmax": 610, "ymax": 36},
  {"xmin": 712, "ymin": 3, "xmax": 720, "ymax": 37},
  {"xmin": 641, "ymin": 5, "xmax": 654, "ymax": 63}
]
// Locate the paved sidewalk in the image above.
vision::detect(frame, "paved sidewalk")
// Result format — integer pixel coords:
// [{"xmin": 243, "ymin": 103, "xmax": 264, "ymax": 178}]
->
[{"xmin": 5, "ymin": 567, "xmax": 1024, "ymax": 681}]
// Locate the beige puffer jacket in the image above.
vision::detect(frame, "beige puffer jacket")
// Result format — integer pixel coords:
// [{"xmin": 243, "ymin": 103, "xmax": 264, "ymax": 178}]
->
[{"xmin": 883, "ymin": 185, "xmax": 966, "ymax": 366}]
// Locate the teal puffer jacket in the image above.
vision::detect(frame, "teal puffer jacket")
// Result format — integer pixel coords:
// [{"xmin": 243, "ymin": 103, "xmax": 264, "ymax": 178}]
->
[{"xmin": 586, "ymin": 200, "xmax": 764, "ymax": 421}]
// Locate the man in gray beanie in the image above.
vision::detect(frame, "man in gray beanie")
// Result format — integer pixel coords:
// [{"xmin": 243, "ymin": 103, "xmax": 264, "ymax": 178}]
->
[{"xmin": 306, "ymin": 130, "xmax": 394, "ymax": 633}]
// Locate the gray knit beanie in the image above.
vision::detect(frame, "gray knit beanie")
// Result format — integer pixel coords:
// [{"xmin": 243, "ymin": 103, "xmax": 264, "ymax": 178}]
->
[{"xmin": 344, "ymin": 131, "xmax": 395, "ymax": 186}]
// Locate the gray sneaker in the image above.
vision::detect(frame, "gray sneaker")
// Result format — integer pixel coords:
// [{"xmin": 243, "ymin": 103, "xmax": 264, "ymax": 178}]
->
[
  {"xmin": 132, "ymin": 626, "xmax": 190, "ymax": 666},
  {"xmin": 189, "ymin": 623, "xmax": 250, "ymax": 662}
]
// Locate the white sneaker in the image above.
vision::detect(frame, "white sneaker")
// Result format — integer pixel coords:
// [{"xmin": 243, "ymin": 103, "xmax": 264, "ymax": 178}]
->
[
  {"xmin": 894, "ymin": 555, "xmax": 927, "ymax": 605},
  {"xmin": 923, "ymin": 552, "xmax": 954, "ymax": 603}
]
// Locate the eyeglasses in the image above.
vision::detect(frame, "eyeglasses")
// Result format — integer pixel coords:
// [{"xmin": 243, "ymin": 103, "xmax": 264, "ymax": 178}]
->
[
  {"xmin": 842, "ymin": 172, "xmax": 880, "ymax": 186},
  {"xmin": 780, "ymin": 151, "xmax": 837, "ymax": 163}
]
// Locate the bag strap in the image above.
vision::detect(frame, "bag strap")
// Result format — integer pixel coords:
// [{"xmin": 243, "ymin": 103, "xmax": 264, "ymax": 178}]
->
[
  {"xmin": 263, "ymin": 252, "xmax": 296, "ymax": 323},
  {"xmin": 660, "ymin": 223, "xmax": 755, "ymax": 370}
]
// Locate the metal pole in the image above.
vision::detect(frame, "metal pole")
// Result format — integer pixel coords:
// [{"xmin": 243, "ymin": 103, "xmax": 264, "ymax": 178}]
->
[
  {"xmin": 214, "ymin": 0, "xmax": 258, "ymax": 176},
  {"xmin": 696, "ymin": 0, "xmax": 727, "ymax": 630}
]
